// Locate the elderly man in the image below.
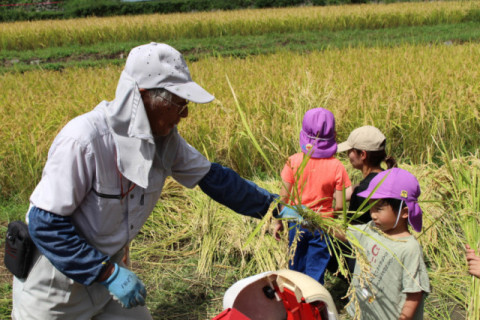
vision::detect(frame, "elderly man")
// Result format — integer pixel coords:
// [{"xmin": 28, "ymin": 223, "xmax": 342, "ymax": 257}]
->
[{"xmin": 11, "ymin": 43, "xmax": 278, "ymax": 319}]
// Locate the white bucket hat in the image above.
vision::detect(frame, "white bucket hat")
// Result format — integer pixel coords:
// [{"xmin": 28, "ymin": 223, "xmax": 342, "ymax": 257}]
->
[{"xmin": 124, "ymin": 42, "xmax": 214, "ymax": 103}]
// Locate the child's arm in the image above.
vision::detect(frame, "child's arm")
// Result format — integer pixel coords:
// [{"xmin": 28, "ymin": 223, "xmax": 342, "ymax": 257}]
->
[
  {"xmin": 333, "ymin": 186, "xmax": 353, "ymax": 211},
  {"xmin": 466, "ymin": 244, "xmax": 480, "ymax": 278},
  {"xmin": 399, "ymin": 292, "xmax": 423, "ymax": 320},
  {"xmin": 328, "ymin": 225, "xmax": 348, "ymax": 243}
]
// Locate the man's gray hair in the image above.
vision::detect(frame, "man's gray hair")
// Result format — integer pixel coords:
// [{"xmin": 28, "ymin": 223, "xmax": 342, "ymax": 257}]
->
[{"xmin": 148, "ymin": 88, "xmax": 173, "ymax": 102}]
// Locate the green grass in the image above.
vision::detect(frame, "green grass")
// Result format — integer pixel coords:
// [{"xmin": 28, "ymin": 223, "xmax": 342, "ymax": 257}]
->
[
  {"xmin": 2, "ymin": 1, "xmax": 479, "ymax": 51},
  {"xmin": 2, "ymin": 21, "xmax": 480, "ymax": 73},
  {"xmin": 0, "ymin": 200, "xmax": 29, "ymax": 225}
]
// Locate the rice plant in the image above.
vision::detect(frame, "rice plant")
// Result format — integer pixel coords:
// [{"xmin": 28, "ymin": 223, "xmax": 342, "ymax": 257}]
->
[
  {"xmin": 1, "ymin": 1, "xmax": 479, "ymax": 50},
  {"xmin": 433, "ymin": 149, "xmax": 480, "ymax": 320},
  {"xmin": 3, "ymin": 43, "xmax": 480, "ymax": 201}
]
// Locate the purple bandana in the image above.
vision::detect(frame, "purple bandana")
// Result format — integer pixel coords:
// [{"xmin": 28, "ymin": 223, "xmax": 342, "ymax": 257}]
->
[
  {"xmin": 358, "ymin": 168, "xmax": 423, "ymax": 232},
  {"xmin": 299, "ymin": 108, "xmax": 337, "ymax": 158}
]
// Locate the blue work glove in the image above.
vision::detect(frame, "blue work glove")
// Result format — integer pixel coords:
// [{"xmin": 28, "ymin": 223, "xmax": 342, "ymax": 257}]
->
[
  {"xmin": 100, "ymin": 263, "xmax": 147, "ymax": 309},
  {"xmin": 276, "ymin": 206, "xmax": 304, "ymax": 222}
]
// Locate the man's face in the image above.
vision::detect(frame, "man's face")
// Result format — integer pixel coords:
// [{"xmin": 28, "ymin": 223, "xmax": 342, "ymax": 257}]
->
[{"xmin": 140, "ymin": 89, "xmax": 189, "ymax": 136}]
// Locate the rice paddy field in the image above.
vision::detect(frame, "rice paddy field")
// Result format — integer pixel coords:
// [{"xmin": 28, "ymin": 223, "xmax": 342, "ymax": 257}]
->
[{"xmin": 1, "ymin": 1, "xmax": 480, "ymax": 319}]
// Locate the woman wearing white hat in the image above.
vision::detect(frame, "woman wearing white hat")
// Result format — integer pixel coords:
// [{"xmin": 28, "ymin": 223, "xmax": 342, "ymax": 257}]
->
[
  {"xmin": 327, "ymin": 125, "xmax": 397, "ymax": 279},
  {"xmin": 337, "ymin": 125, "xmax": 397, "ymax": 222}
]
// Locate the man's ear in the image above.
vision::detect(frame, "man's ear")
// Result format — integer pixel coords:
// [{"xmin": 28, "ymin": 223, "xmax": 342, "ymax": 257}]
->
[{"xmin": 139, "ymin": 88, "xmax": 149, "ymax": 106}]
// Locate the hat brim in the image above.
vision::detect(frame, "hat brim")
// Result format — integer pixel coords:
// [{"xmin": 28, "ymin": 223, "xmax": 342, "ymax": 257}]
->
[
  {"xmin": 165, "ymin": 81, "xmax": 214, "ymax": 104},
  {"xmin": 336, "ymin": 141, "xmax": 352, "ymax": 153},
  {"xmin": 357, "ymin": 189, "xmax": 391, "ymax": 200}
]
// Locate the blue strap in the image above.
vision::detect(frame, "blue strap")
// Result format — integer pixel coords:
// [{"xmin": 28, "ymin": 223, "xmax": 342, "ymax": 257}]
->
[
  {"xmin": 198, "ymin": 162, "xmax": 278, "ymax": 219},
  {"xmin": 28, "ymin": 206, "xmax": 109, "ymax": 285}
]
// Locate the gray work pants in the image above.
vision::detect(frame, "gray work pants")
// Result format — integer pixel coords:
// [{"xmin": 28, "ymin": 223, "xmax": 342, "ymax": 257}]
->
[{"xmin": 11, "ymin": 247, "xmax": 152, "ymax": 320}]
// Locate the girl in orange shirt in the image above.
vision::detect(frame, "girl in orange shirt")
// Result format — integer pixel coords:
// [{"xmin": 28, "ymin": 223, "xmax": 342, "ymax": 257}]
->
[{"xmin": 274, "ymin": 108, "xmax": 352, "ymax": 283}]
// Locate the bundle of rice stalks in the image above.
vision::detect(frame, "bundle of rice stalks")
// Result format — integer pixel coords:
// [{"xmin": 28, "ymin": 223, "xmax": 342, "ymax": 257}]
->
[{"xmin": 434, "ymin": 154, "xmax": 480, "ymax": 320}]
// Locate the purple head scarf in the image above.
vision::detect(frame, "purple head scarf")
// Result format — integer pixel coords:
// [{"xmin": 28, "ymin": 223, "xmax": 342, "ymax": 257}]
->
[
  {"xmin": 299, "ymin": 108, "xmax": 337, "ymax": 158},
  {"xmin": 358, "ymin": 168, "xmax": 423, "ymax": 232}
]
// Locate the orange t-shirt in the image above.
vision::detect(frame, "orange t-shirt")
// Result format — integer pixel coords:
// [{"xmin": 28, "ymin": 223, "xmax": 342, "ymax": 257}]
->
[{"xmin": 281, "ymin": 153, "xmax": 351, "ymax": 217}]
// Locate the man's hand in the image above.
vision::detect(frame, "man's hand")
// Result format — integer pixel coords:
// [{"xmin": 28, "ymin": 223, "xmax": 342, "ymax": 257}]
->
[
  {"xmin": 466, "ymin": 244, "xmax": 480, "ymax": 278},
  {"xmin": 100, "ymin": 263, "xmax": 147, "ymax": 308}
]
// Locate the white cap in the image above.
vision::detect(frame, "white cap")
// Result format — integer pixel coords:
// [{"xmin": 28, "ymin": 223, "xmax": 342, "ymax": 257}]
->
[
  {"xmin": 337, "ymin": 125, "xmax": 386, "ymax": 153},
  {"xmin": 124, "ymin": 42, "xmax": 214, "ymax": 103}
]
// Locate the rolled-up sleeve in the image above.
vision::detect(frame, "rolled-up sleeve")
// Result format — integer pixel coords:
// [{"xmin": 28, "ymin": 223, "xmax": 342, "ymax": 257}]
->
[
  {"xmin": 170, "ymin": 135, "xmax": 212, "ymax": 188},
  {"xmin": 28, "ymin": 206, "xmax": 108, "ymax": 285}
]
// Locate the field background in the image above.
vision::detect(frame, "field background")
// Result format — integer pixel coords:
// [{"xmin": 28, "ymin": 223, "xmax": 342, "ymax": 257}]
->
[{"xmin": 1, "ymin": 1, "xmax": 480, "ymax": 319}]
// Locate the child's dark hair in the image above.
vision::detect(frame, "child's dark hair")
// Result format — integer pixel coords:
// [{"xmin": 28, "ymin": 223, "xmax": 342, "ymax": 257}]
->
[
  {"xmin": 376, "ymin": 198, "xmax": 407, "ymax": 213},
  {"xmin": 352, "ymin": 148, "xmax": 397, "ymax": 169}
]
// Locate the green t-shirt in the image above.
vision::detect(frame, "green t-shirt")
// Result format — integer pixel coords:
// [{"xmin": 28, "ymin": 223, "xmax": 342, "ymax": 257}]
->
[{"xmin": 346, "ymin": 222, "xmax": 430, "ymax": 320}]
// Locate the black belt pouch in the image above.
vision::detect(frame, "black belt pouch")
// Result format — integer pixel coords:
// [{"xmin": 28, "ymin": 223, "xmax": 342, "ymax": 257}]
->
[{"xmin": 4, "ymin": 221, "xmax": 35, "ymax": 278}]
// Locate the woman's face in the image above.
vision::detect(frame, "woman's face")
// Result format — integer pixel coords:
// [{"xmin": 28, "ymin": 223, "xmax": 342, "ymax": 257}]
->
[{"xmin": 347, "ymin": 149, "xmax": 365, "ymax": 170}]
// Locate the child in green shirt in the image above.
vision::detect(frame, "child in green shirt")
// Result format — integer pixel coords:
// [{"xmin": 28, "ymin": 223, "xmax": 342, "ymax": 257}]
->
[{"xmin": 335, "ymin": 168, "xmax": 430, "ymax": 319}]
